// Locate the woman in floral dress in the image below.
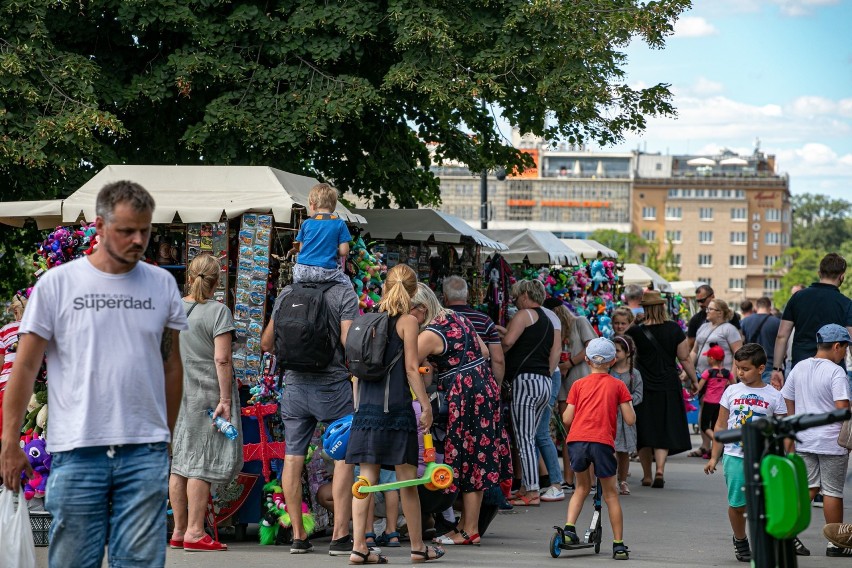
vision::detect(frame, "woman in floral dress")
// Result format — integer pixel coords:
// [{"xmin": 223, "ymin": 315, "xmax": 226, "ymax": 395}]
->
[{"xmin": 412, "ymin": 283, "xmax": 509, "ymax": 546}]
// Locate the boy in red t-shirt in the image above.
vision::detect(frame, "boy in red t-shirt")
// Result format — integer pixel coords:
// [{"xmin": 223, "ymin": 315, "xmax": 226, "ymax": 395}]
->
[{"xmin": 562, "ymin": 337, "xmax": 635, "ymax": 560}]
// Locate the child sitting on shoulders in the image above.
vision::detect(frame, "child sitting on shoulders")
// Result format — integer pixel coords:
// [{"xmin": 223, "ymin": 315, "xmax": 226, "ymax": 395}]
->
[
  {"xmin": 696, "ymin": 345, "xmax": 736, "ymax": 459},
  {"xmin": 610, "ymin": 336, "xmax": 643, "ymax": 496},
  {"xmin": 290, "ymin": 183, "xmax": 351, "ymax": 287},
  {"xmin": 704, "ymin": 343, "xmax": 788, "ymax": 563},
  {"xmin": 562, "ymin": 338, "xmax": 635, "ymax": 560}
]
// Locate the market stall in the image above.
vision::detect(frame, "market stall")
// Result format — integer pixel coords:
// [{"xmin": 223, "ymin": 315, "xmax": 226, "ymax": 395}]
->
[
  {"xmin": 352, "ymin": 208, "xmax": 506, "ymax": 304},
  {"xmin": 560, "ymin": 238, "xmax": 619, "ymax": 260},
  {"xmin": 482, "ymin": 229, "xmax": 581, "ymax": 266},
  {"xmin": 0, "ymin": 164, "xmax": 367, "ymax": 540},
  {"xmin": 622, "ymin": 263, "xmax": 673, "ymax": 293}
]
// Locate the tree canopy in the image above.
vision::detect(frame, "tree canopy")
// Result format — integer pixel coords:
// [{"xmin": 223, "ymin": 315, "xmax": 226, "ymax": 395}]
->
[
  {"xmin": 1, "ymin": 0, "xmax": 690, "ymax": 208},
  {"xmin": 588, "ymin": 229, "xmax": 647, "ymax": 264},
  {"xmin": 791, "ymin": 193, "xmax": 852, "ymax": 252}
]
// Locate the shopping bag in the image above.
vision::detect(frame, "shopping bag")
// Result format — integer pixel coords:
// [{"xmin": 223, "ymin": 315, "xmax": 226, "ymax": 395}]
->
[{"xmin": 0, "ymin": 490, "xmax": 37, "ymax": 568}]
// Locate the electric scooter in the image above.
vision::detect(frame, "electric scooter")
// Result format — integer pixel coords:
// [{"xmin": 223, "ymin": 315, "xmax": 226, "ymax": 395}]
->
[
  {"xmin": 715, "ymin": 408, "xmax": 851, "ymax": 568},
  {"xmin": 548, "ymin": 477, "xmax": 605, "ymax": 558},
  {"xmin": 352, "ymin": 433, "xmax": 454, "ymax": 498}
]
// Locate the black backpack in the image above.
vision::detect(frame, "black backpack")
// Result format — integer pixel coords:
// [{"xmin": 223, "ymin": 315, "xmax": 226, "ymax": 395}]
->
[
  {"xmin": 275, "ymin": 282, "xmax": 336, "ymax": 374},
  {"xmin": 345, "ymin": 312, "xmax": 403, "ymax": 382}
]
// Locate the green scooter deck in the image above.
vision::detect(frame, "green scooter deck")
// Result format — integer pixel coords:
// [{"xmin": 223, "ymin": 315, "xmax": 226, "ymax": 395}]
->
[{"xmin": 354, "ymin": 463, "xmax": 453, "ymax": 496}]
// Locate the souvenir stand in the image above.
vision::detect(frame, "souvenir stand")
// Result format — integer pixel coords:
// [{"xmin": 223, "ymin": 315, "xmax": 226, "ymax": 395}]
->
[
  {"xmin": 0, "ymin": 165, "xmax": 367, "ymax": 541},
  {"xmin": 351, "ymin": 208, "xmax": 507, "ymax": 305}
]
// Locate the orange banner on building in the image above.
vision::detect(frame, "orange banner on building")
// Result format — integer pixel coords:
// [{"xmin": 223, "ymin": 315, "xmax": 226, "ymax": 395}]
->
[
  {"xmin": 541, "ymin": 200, "xmax": 611, "ymax": 208},
  {"xmin": 512, "ymin": 149, "xmax": 539, "ymax": 179},
  {"xmin": 506, "ymin": 199, "xmax": 537, "ymax": 207}
]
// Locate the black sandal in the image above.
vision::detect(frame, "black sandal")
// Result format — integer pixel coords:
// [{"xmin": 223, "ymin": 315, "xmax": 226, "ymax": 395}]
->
[
  {"xmin": 349, "ymin": 550, "xmax": 388, "ymax": 565},
  {"xmin": 411, "ymin": 545, "xmax": 445, "ymax": 563}
]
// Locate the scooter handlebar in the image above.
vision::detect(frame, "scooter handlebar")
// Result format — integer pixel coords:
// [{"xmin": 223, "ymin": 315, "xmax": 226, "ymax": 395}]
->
[
  {"xmin": 714, "ymin": 428, "xmax": 743, "ymax": 444},
  {"xmin": 783, "ymin": 408, "xmax": 851, "ymax": 432}
]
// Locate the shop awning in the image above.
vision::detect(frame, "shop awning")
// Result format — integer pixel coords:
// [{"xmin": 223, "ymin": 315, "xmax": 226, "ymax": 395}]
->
[
  {"xmin": 0, "ymin": 200, "xmax": 64, "ymax": 229},
  {"xmin": 482, "ymin": 229, "xmax": 581, "ymax": 266},
  {"xmin": 61, "ymin": 165, "xmax": 366, "ymax": 224},
  {"xmin": 353, "ymin": 208, "xmax": 507, "ymax": 250},
  {"xmin": 559, "ymin": 239, "xmax": 618, "ymax": 260},
  {"xmin": 669, "ymin": 280, "xmax": 708, "ymax": 298},
  {"xmin": 622, "ymin": 263, "xmax": 673, "ymax": 293}
]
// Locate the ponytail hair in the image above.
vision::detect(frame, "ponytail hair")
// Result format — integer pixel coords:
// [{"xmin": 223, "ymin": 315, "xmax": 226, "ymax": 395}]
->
[
  {"xmin": 379, "ymin": 264, "xmax": 417, "ymax": 316},
  {"xmin": 187, "ymin": 253, "xmax": 221, "ymax": 303}
]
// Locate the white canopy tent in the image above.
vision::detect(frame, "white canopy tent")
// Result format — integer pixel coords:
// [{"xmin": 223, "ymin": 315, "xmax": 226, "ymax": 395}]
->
[
  {"xmin": 482, "ymin": 229, "xmax": 581, "ymax": 266},
  {"xmin": 353, "ymin": 208, "xmax": 507, "ymax": 250},
  {"xmin": 719, "ymin": 157, "xmax": 748, "ymax": 166},
  {"xmin": 669, "ymin": 280, "xmax": 707, "ymax": 298},
  {"xmin": 560, "ymin": 238, "xmax": 618, "ymax": 260},
  {"xmin": 0, "ymin": 200, "xmax": 64, "ymax": 229},
  {"xmin": 61, "ymin": 165, "xmax": 365, "ymax": 224},
  {"xmin": 686, "ymin": 157, "xmax": 716, "ymax": 166},
  {"xmin": 622, "ymin": 263, "xmax": 672, "ymax": 293}
]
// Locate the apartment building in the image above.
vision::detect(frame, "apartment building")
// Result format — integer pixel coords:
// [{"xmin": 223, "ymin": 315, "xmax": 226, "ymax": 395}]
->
[{"xmin": 632, "ymin": 150, "xmax": 791, "ymax": 301}]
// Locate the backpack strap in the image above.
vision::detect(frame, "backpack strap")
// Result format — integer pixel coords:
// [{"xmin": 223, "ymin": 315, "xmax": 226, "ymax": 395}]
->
[{"xmin": 354, "ymin": 345, "xmax": 404, "ymax": 413}]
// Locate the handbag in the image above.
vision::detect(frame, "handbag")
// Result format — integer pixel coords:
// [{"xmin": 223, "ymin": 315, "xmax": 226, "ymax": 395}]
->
[
  {"xmin": 502, "ymin": 309, "xmax": 552, "ymax": 403},
  {"xmin": 0, "ymin": 490, "xmax": 37, "ymax": 568},
  {"xmin": 838, "ymin": 420, "xmax": 852, "ymax": 450}
]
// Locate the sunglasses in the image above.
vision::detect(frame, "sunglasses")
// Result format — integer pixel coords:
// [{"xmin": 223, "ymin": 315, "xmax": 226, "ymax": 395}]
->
[{"xmin": 696, "ymin": 297, "xmax": 710, "ymax": 304}]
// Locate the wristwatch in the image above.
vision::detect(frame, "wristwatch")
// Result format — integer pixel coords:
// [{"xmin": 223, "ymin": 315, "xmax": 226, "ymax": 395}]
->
[{"xmin": 772, "ymin": 367, "xmax": 785, "ymax": 373}]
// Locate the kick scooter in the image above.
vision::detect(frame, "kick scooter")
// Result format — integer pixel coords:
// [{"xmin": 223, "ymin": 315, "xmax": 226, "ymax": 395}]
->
[
  {"xmin": 715, "ymin": 408, "xmax": 851, "ymax": 568},
  {"xmin": 549, "ymin": 476, "xmax": 605, "ymax": 557},
  {"xmin": 352, "ymin": 433, "xmax": 454, "ymax": 498}
]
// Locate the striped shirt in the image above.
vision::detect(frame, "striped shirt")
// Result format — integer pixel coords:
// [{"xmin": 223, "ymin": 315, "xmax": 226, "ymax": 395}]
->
[
  {"xmin": 0, "ymin": 320, "xmax": 20, "ymax": 388},
  {"xmin": 449, "ymin": 304, "xmax": 501, "ymax": 344}
]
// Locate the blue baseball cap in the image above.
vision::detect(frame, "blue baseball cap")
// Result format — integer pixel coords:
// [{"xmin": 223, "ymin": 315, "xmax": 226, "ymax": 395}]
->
[
  {"xmin": 816, "ymin": 324, "xmax": 851, "ymax": 344},
  {"xmin": 586, "ymin": 337, "xmax": 617, "ymax": 365}
]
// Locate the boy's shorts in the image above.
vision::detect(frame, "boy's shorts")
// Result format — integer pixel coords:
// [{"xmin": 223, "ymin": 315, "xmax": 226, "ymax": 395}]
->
[
  {"xmin": 293, "ymin": 263, "xmax": 350, "ymax": 287},
  {"xmin": 567, "ymin": 442, "xmax": 617, "ymax": 478},
  {"xmin": 723, "ymin": 454, "xmax": 746, "ymax": 508},
  {"xmin": 799, "ymin": 451, "xmax": 849, "ymax": 498}
]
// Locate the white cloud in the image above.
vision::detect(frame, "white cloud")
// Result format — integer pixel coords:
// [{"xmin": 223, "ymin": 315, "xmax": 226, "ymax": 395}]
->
[
  {"xmin": 673, "ymin": 17, "xmax": 719, "ymax": 38},
  {"xmin": 775, "ymin": 144, "xmax": 852, "ymax": 181},
  {"xmin": 773, "ymin": 0, "xmax": 840, "ymax": 17}
]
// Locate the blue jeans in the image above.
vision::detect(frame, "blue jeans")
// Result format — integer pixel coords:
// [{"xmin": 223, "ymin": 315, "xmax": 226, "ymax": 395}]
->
[
  {"xmin": 534, "ymin": 370, "xmax": 564, "ymax": 486},
  {"xmin": 45, "ymin": 443, "xmax": 170, "ymax": 568},
  {"xmin": 761, "ymin": 368, "xmax": 773, "ymax": 385}
]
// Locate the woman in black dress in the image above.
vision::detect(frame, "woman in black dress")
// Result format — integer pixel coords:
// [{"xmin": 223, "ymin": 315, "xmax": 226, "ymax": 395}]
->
[
  {"xmin": 346, "ymin": 265, "xmax": 444, "ymax": 564},
  {"xmin": 625, "ymin": 290, "xmax": 699, "ymax": 488}
]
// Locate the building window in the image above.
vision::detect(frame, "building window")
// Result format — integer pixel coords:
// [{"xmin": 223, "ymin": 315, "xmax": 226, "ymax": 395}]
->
[
  {"xmin": 735, "ymin": 190, "xmax": 745, "ymax": 199},
  {"xmin": 640, "ymin": 252, "xmax": 648, "ymax": 264},
  {"xmin": 729, "ymin": 278, "xmax": 745, "ymax": 290},
  {"xmin": 764, "ymin": 278, "xmax": 781, "ymax": 291},
  {"xmin": 731, "ymin": 207, "xmax": 747, "ymax": 221},
  {"xmin": 666, "ymin": 230, "xmax": 682, "ymax": 243},
  {"xmin": 665, "ymin": 206, "xmax": 682, "ymax": 220},
  {"xmin": 699, "ymin": 207, "xmax": 714, "ymax": 220},
  {"xmin": 765, "ymin": 255, "xmax": 780, "ymax": 268},
  {"xmin": 641, "ymin": 230, "xmax": 657, "ymax": 241},
  {"xmin": 730, "ymin": 231, "xmax": 747, "ymax": 244},
  {"xmin": 782, "ymin": 233, "xmax": 789, "ymax": 245},
  {"xmin": 698, "ymin": 231, "xmax": 713, "ymax": 244},
  {"xmin": 642, "ymin": 206, "xmax": 657, "ymax": 220},
  {"xmin": 730, "ymin": 255, "xmax": 746, "ymax": 267},
  {"xmin": 765, "ymin": 209, "xmax": 781, "ymax": 222},
  {"xmin": 698, "ymin": 254, "xmax": 713, "ymax": 267},
  {"xmin": 765, "ymin": 232, "xmax": 781, "ymax": 245},
  {"xmin": 699, "ymin": 277, "xmax": 712, "ymax": 286},
  {"xmin": 673, "ymin": 253, "xmax": 682, "ymax": 267}
]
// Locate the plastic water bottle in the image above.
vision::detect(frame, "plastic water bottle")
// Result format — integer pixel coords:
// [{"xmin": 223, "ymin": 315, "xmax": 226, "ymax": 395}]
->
[{"xmin": 207, "ymin": 409, "xmax": 238, "ymax": 440}]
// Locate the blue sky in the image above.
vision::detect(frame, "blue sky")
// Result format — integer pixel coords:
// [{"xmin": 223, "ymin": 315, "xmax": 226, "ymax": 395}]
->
[{"xmin": 600, "ymin": 0, "xmax": 852, "ymax": 199}]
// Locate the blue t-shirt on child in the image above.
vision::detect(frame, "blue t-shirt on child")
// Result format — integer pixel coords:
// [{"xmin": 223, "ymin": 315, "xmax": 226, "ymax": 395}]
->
[{"xmin": 295, "ymin": 214, "xmax": 351, "ymax": 269}]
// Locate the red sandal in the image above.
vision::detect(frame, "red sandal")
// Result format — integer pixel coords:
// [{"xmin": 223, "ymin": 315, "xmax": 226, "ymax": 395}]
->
[
  {"xmin": 183, "ymin": 534, "xmax": 228, "ymax": 551},
  {"xmin": 509, "ymin": 494, "xmax": 540, "ymax": 507}
]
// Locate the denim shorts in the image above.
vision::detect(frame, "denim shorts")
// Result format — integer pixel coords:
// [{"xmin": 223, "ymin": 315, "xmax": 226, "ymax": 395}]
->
[
  {"xmin": 567, "ymin": 441, "xmax": 617, "ymax": 478},
  {"xmin": 281, "ymin": 381, "xmax": 354, "ymax": 456},
  {"xmin": 45, "ymin": 443, "xmax": 169, "ymax": 568}
]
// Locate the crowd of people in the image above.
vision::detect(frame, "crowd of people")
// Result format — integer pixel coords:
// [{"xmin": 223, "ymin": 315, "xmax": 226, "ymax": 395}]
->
[{"xmin": 1, "ymin": 180, "xmax": 852, "ymax": 566}]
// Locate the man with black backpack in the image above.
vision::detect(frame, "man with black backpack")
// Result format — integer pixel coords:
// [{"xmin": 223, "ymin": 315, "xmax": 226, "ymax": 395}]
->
[
  {"xmin": 261, "ymin": 279, "xmax": 359, "ymax": 556},
  {"xmin": 740, "ymin": 297, "xmax": 780, "ymax": 384}
]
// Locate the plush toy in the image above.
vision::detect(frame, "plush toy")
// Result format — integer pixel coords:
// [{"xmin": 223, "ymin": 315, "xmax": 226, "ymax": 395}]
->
[
  {"xmin": 598, "ymin": 314, "xmax": 614, "ymax": 339},
  {"xmin": 20, "ymin": 431, "xmax": 51, "ymax": 500},
  {"xmin": 259, "ymin": 480, "xmax": 315, "ymax": 545},
  {"xmin": 590, "ymin": 259, "xmax": 608, "ymax": 290}
]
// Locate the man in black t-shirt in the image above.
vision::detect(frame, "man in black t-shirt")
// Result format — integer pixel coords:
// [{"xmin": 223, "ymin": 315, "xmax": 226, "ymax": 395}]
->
[
  {"xmin": 740, "ymin": 297, "xmax": 780, "ymax": 384},
  {"xmin": 772, "ymin": 253, "xmax": 852, "ymax": 388},
  {"xmin": 687, "ymin": 285, "xmax": 741, "ymax": 350}
]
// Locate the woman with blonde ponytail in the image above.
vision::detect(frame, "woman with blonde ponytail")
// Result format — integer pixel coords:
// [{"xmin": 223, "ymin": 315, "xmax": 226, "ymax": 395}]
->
[
  {"xmin": 346, "ymin": 264, "xmax": 444, "ymax": 564},
  {"xmin": 169, "ymin": 254, "xmax": 242, "ymax": 552}
]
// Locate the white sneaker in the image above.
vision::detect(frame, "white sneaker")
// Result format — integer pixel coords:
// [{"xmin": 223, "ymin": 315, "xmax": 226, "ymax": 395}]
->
[{"xmin": 540, "ymin": 486, "xmax": 565, "ymax": 502}]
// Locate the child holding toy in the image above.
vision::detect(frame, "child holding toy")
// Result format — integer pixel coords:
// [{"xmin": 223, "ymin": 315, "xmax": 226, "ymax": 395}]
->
[
  {"xmin": 561, "ymin": 338, "xmax": 635, "ymax": 560},
  {"xmin": 609, "ymin": 336, "xmax": 643, "ymax": 495},
  {"xmin": 289, "ymin": 182, "xmax": 352, "ymax": 287},
  {"xmin": 704, "ymin": 344, "xmax": 787, "ymax": 562},
  {"xmin": 695, "ymin": 345, "xmax": 736, "ymax": 459}
]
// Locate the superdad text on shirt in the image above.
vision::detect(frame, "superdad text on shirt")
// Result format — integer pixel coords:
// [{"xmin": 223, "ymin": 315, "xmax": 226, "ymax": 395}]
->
[{"xmin": 73, "ymin": 294, "xmax": 156, "ymax": 311}]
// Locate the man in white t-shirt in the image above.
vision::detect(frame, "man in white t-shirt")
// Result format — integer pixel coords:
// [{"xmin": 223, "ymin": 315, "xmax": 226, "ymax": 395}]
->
[
  {"xmin": 781, "ymin": 323, "xmax": 852, "ymax": 558},
  {"xmin": 1, "ymin": 181, "xmax": 188, "ymax": 568}
]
